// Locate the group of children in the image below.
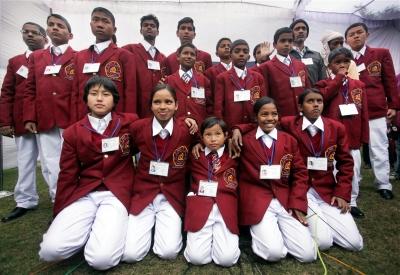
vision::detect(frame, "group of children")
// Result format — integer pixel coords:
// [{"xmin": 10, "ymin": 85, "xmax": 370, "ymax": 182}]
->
[{"xmin": 0, "ymin": 5, "xmax": 398, "ymax": 271}]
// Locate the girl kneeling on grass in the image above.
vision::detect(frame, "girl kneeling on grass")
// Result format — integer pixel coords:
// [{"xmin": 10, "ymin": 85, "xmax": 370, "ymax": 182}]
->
[
  {"xmin": 280, "ymin": 88, "xmax": 363, "ymax": 251},
  {"xmin": 39, "ymin": 76, "xmax": 138, "ymax": 270}
]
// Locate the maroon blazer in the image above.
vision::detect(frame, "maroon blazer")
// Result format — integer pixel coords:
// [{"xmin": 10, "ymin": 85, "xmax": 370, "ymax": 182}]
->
[
  {"xmin": 355, "ymin": 46, "xmax": 399, "ymax": 119},
  {"xmin": 123, "ymin": 43, "xmax": 167, "ymax": 118},
  {"xmin": 316, "ymin": 75, "xmax": 369, "ymax": 149},
  {"xmin": 214, "ymin": 68, "xmax": 265, "ymax": 130},
  {"xmin": 129, "ymin": 117, "xmax": 194, "ymax": 217},
  {"xmin": 280, "ymin": 116, "xmax": 354, "ymax": 203},
  {"xmin": 185, "ymin": 148, "xmax": 239, "ymax": 234},
  {"xmin": 204, "ymin": 63, "xmax": 228, "ymax": 95},
  {"xmin": 0, "ymin": 53, "xmax": 30, "ymax": 135},
  {"xmin": 256, "ymin": 56, "xmax": 311, "ymax": 117},
  {"xmin": 53, "ymin": 112, "xmax": 138, "ymax": 216},
  {"xmin": 71, "ymin": 43, "xmax": 137, "ymax": 122},
  {"xmin": 237, "ymin": 127, "xmax": 309, "ymax": 225},
  {"xmin": 164, "ymin": 49, "xmax": 212, "ymax": 75},
  {"xmin": 23, "ymin": 46, "xmax": 75, "ymax": 132},
  {"xmin": 165, "ymin": 71, "xmax": 213, "ymax": 123}
]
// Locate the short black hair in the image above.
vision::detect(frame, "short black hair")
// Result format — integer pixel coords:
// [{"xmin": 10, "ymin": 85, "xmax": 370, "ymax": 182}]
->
[
  {"xmin": 298, "ymin": 88, "xmax": 323, "ymax": 105},
  {"xmin": 253, "ymin": 97, "xmax": 277, "ymax": 115},
  {"xmin": 47, "ymin": 14, "xmax": 71, "ymax": 33},
  {"xmin": 230, "ymin": 39, "xmax": 249, "ymax": 53},
  {"xmin": 177, "ymin": 17, "xmax": 195, "ymax": 32},
  {"xmin": 273, "ymin": 27, "xmax": 293, "ymax": 44},
  {"xmin": 83, "ymin": 76, "xmax": 120, "ymax": 105},
  {"xmin": 177, "ymin": 42, "xmax": 196, "ymax": 55},
  {"xmin": 344, "ymin": 22, "xmax": 368, "ymax": 38},
  {"xmin": 328, "ymin": 47, "xmax": 354, "ymax": 63},
  {"xmin": 23, "ymin": 22, "xmax": 46, "ymax": 37},
  {"xmin": 92, "ymin": 7, "xmax": 115, "ymax": 26},
  {"xmin": 253, "ymin": 43, "xmax": 261, "ymax": 59},
  {"xmin": 216, "ymin": 37, "xmax": 231, "ymax": 51},
  {"xmin": 140, "ymin": 14, "xmax": 159, "ymax": 29},
  {"xmin": 200, "ymin": 116, "xmax": 228, "ymax": 136},
  {"xmin": 150, "ymin": 83, "xmax": 177, "ymax": 106},
  {"xmin": 289, "ymin": 19, "xmax": 309, "ymax": 34}
]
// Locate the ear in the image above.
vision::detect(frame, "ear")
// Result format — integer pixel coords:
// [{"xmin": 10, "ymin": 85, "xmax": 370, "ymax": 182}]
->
[
  {"xmin": 113, "ymin": 26, "xmax": 117, "ymax": 34},
  {"xmin": 140, "ymin": 27, "xmax": 143, "ymax": 35},
  {"xmin": 273, "ymin": 42, "xmax": 277, "ymax": 48},
  {"xmin": 68, "ymin": 33, "xmax": 73, "ymax": 40},
  {"xmin": 298, "ymin": 104, "xmax": 303, "ymax": 113}
]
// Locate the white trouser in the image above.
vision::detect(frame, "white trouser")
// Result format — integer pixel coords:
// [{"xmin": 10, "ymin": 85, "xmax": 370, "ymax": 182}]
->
[
  {"xmin": 123, "ymin": 194, "xmax": 182, "ymax": 262},
  {"xmin": 250, "ymin": 199, "xmax": 316, "ymax": 263},
  {"xmin": 37, "ymin": 127, "xmax": 63, "ymax": 201},
  {"xmin": 184, "ymin": 203, "xmax": 240, "ymax": 267},
  {"xmin": 306, "ymin": 188, "xmax": 363, "ymax": 251},
  {"xmin": 369, "ymin": 117, "xmax": 392, "ymax": 190},
  {"xmin": 39, "ymin": 191, "xmax": 128, "ymax": 270},
  {"xmin": 350, "ymin": 149, "xmax": 361, "ymax": 206}
]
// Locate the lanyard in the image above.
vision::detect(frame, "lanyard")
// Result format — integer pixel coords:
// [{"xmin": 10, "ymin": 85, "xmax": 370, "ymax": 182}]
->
[
  {"xmin": 341, "ymin": 79, "xmax": 349, "ymax": 104},
  {"xmin": 83, "ymin": 118, "xmax": 121, "ymax": 138},
  {"xmin": 152, "ymin": 135, "xmax": 170, "ymax": 162},
  {"xmin": 305, "ymin": 130, "xmax": 325, "ymax": 157},
  {"xmin": 51, "ymin": 53, "xmax": 61, "ymax": 65},
  {"xmin": 229, "ymin": 74, "xmax": 253, "ymax": 91},
  {"xmin": 190, "ymin": 73, "xmax": 198, "ymax": 88},
  {"xmin": 259, "ymin": 138, "xmax": 276, "ymax": 165}
]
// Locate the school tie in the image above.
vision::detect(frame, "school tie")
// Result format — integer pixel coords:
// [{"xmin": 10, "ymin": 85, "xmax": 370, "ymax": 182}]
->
[
  {"xmin": 307, "ymin": 125, "xmax": 318, "ymax": 137},
  {"xmin": 209, "ymin": 151, "xmax": 221, "ymax": 173},
  {"xmin": 97, "ymin": 118, "xmax": 107, "ymax": 135},
  {"xmin": 94, "ymin": 45, "xmax": 101, "ymax": 54},
  {"xmin": 149, "ymin": 46, "xmax": 156, "ymax": 59},
  {"xmin": 181, "ymin": 72, "xmax": 191, "ymax": 84},
  {"xmin": 52, "ymin": 46, "xmax": 61, "ymax": 56},
  {"xmin": 284, "ymin": 57, "xmax": 291, "ymax": 66},
  {"xmin": 159, "ymin": 129, "xmax": 169, "ymax": 140},
  {"xmin": 354, "ymin": 52, "xmax": 361, "ymax": 60}
]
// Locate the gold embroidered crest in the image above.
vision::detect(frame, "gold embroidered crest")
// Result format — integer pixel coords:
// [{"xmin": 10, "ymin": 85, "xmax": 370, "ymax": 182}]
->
[
  {"xmin": 119, "ymin": 133, "xmax": 130, "ymax": 156},
  {"xmin": 105, "ymin": 61, "xmax": 122, "ymax": 80},
  {"xmin": 351, "ymin": 88, "xmax": 362, "ymax": 106},
  {"xmin": 280, "ymin": 154, "xmax": 293, "ymax": 178},
  {"xmin": 64, "ymin": 63, "xmax": 75, "ymax": 80},
  {"xmin": 223, "ymin": 168, "xmax": 238, "ymax": 189},
  {"xmin": 325, "ymin": 145, "xmax": 337, "ymax": 167},
  {"xmin": 251, "ymin": 85, "xmax": 261, "ymax": 103},
  {"xmin": 173, "ymin": 145, "xmax": 188, "ymax": 168},
  {"xmin": 298, "ymin": 70, "xmax": 306, "ymax": 86},
  {"xmin": 367, "ymin": 60, "xmax": 381, "ymax": 76},
  {"xmin": 194, "ymin": 61, "xmax": 205, "ymax": 73}
]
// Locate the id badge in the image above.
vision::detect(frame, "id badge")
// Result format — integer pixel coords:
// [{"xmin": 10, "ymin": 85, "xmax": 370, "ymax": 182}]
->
[
  {"xmin": 191, "ymin": 87, "xmax": 205, "ymax": 99},
  {"xmin": 301, "ymin": 58, "xmax": 313, "ymax": 65},
  {"xmin": 83, "ymin": 63, "xmax": 100, "ymax": 73},
  {"xmin": 233, "ymin": 90, "xmax": 251, "ymax": 102},
  {"xmin": 307, "ymin": 157, "xmax": 327, "ymax": 171},
  {"xmin": 147, "ymin": 60, "xmax": 160, "ymax": 70},
  {"xmin": 260, "ymin": 165, "xmax": 281, "ymax": 179},
  {"xmin": 290, "ymin": 76, "xmax": 303, "ymax": 88},
  {"xmin": 101, "ymin": 137, "xmax": 119, "ymax": 153},
  {"xmin": 198, "ymin": 180, "xmax": 218, "ymax": 197},
  {"xmin": 44, "ymin": 65, "xmax": 61, "ymax": 75},
  {"xmin": 16, "ymin": 65, "xmax": 28, "ymax": 78},
  {"xmin": 339, "ymin": 104, "xmax": 358, "ymax": 116},
  {"xmin": 356, "ymin": 63, "xmax": 366, "ymax": 73},
  {"xmin": 149, "ymin": 160, "xmax": 169, "ymax": 177}
]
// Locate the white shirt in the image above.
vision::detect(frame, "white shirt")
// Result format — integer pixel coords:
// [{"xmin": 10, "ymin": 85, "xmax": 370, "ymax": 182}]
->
[
  {"xmin": 93, "ymin": 40, "xmax": 112, "ymax": 54},
  {"xmin": 205, "ymin": 145, "xmax": 225, "ymax": 158},
  {"xmin": 293, "ymin": 46, "xmax": 307, "ymax": 58},
  {"xmin": 88, "ymin": 112, "xmax": 112, "ymax": 135},
  {"xmin": 221, "ymin": 62, "xmax": 232, "ymax": 70},
  {"xmin": 351, "ymin": 45, "xmax": 366, "ymax": 60},
  {"xmin": 152, "ymin": 117, "xmax": 174, "ymax": 139},
  {"xmin": 50, "ymin": 44, "xmax": 69, "ymax": 56},
  {"xmin": 256, "ymin": 127, "xmax": 277, "ymax": 148},
  {"xmin": 302, "ymin": 116, "xmax": 324, "ymax": 136},
  {"xmin": 276, "ymin": 53, "xmax": 291, "ymax": 66},
  {"xmin": 179, "ymin": 67, "xmax": 193, "ymax": 79},
  {"xmin": 141, "ymin": 39, "xmax": 157, "ymax": 58},
  {"xmin": 25, "ymin": 49, "xmax": 32, "ymax": 58},
  {"xmin": 234, "ymin": 65, "xmax": 247, "ymax": 79}
]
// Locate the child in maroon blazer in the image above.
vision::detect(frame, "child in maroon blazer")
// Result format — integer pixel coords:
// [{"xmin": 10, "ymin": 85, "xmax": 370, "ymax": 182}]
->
[
  {"xmin": 39, "ymin": 76, "xmax": 138, "ymax": 270},
  {"xmin": 233, "ymin": 97, "xmax": 316, "ymax": 263},
  {"xmin": 165, "ymin": 42, "xmax": 213, "ymax": 124},
  {"xmin": 280, "ymin": 89, "xmax": 363, "ymax": 252},
  {"xmin": 315, "ymin": 47, "xmax": 369, "ymax": 218},
  {"xmin": 184, "ymin": 117, "xmax": 240, "ymax": 267},
  {"xmin": 123, "ymin": 84, "xmax": 197, "ymax": 263}
]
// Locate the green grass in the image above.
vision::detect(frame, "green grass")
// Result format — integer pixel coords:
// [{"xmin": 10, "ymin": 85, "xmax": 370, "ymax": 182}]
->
[{"xmin": 0, "ymin": 167, "xmax": 399, "ymax": 274}]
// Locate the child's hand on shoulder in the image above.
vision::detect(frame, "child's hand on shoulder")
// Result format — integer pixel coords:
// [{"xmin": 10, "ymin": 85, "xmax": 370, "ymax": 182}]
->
[
  {"xmin": 192, "ymin": 143, "xmax": 204, "ymax": 159},
  {"xmin": 184, "ymin": 117, "xmax": 198, "ymax": 135}
]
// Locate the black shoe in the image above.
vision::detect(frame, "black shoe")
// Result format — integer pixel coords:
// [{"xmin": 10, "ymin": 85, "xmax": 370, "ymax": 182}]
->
[
  {"xmin": 1, "ymin": 207, "xmax": 29, "ymax": 223},
  {"xmin": 350, "ymin": 207, "xmax": 365, "ymax": 218},
  {"xmin": 378, "ymin": 189, "xmax": 394, "ymax": 200}
]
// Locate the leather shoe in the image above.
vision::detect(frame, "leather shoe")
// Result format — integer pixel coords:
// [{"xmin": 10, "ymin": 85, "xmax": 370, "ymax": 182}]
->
[
  {"xmin": 1, "ymin": 207, "xmax": 30, "ymax": 223},
  {"xmin": 378, "ymin": 189, "xmax": 394, "ymax": 200},
  {"xmin": 350, "ymin": 207, "xmax": 365, "ymax": 218}
]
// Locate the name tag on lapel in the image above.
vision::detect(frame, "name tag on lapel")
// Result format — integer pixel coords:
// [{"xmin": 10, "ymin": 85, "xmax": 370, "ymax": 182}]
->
[
  {"xmin": 307, "ymin": 157, "xmax": 327, "ymax": 171},
  {"xmin": 339, "ymin": 104, "xmax": 358, "ymax": 116},
  {"xmin": 147, "ymin": 60, "xmax": 160, "ymax": 70},
  {"xmin": 16, "ymin": 65, "xmax": 28, "ymax": 78},
  {"xmin": 102, "ymin": 137, "xmax": 119, "ymax": 152},
  {"xmin": 290, "ymin": 76, "xmax": 303, "ymax": 88},
  {"xmin": 44, "ymin": 65, "xmax": 61, "ymax": 75},
  {"xmin": 83, "ymin": 63, "xmax": 100, "ymax": 73},
  {"xmin": 234, "ymin": 90, "xmax": 250, "ymax": 102},
  {"xmin": 260, "ymin": 165, "xmax": 281, "ymax": 179},
  {"xmin": 149, "ymin": 161, "xmax": 169, "ymax": 177},
  {"xmin": 198, "ymin": 180, "xmax": 218, "ymax": 197}
]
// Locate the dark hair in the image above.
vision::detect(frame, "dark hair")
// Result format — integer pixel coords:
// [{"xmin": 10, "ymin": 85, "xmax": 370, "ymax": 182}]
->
[
  {"xmin": 230, "ymin": 39, "xmax": 249, "ymax": 53},
  {"xmin": 23, "ymin": 22, "xmax": 46, "ymax": 37},
  {"xmin": 92, "ymin": 7, "xmax": 115, "ymax": 26},
  {"xmin": 150, "ymin": 83, "xmax": 177, "ymax": 105},
  {"xmin": 253, "ymin": 43, "xmax": 261, "ymax": 59},
  {"xmin": 298, "ymin": 88, "xmax": 323, "ymax": 105},
  {"xmin": 177, "ymin": 42, "xmax": 196, "ymax": 54},
  {"xmin": 273, "ymin": 27, "xmax": 293, "ymax": 44},
  {"xmin": 200, "ymin": 116, "xmax": 228, "ymax": 135},
  {"xmin": 253, "ymin": 97, "xmax": 277, "ymax": 115},
  {"xmin": 216, "ymin": 37, "xmax": 231, "ymax": 51},
  {"xmin": 344, "ymin": 22, "xmax": 368, "ymax": 38},
  {"xmin": 328, "ymin": 47, "xmax": 354, "ymax": 63},
  {"xmin": 177, "ymin": 17, "xmax": 195, "ymax": 32},
  {"xmin": 112, "ymin": 34, "xmax": 117, "ymax": 44},
  {"xmin": 140, "ymin": 14, "xmax": 159, "ymax": 29},
  {"xmin": 289, "ymin": 19, "xmax": 309, "ymax": 34},
  {"xmin": 83, "ymin": 76, "xmax": 120, "ymax": 105},
  {"xmin": 47, "ymin": 14, "xmax": 71, "ymax": 33}
]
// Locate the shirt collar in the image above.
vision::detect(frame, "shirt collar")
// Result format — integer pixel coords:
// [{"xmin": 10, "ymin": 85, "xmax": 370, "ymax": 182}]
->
[
  {"xmin": 234, "ymin": 65, "xmax": 247, "ymax": 79},
  {"xmin": 87, "ymin": 112, "xmax": 112, "ymax": 134},
  {"xmin": 293, "ymin": 45, "xmax": 308, "ymax": 57},
  {"xmin": 351, "ymin": 45, "xmax": 366, "ymax": 58},
  {"xmin": 221, "ymin": 62, "xmax": 232, "ymax": 70},
  {"xmin": 276, "ymin": 53, "xmax": 291, "ymax": 64},
  {"xmin": 26, "ymin": 49, "xmax": 32, "ymax": 58},
  {"xmin": 93, "ymin": 40, "xmax": 112, "ymax": 54},
  {"xmin": 205, "ymin": 145, "xmax": 225, "ymax": 158},
  {"xmin": 152, "ymin": 117, "xmax": 174, "ymax": 136},
  {"xmin": 141, "ymin": 39, "xmax": 156, "ymax": 52},
  {"xmin": 255, "ymin": 127, "xmax": 277, "ymax": 140},
  {"xmin": 302, "ymin": 116, "xmax": 324, "ymax": 132},
  {"xmin": 179, "ymin": 67, "xmax": 193, "ymax": 78},
  {"xmin": 50, "ymin": 44, "xmax": 69, "ymax": 55}
]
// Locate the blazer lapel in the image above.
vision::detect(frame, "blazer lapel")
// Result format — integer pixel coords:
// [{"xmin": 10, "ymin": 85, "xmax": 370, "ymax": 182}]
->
[
  {"xmin": 163, "ymin": 118, "xmax": 183, "ymax": 160},
  {"xmin": 272, "ymin": 56, "xmax": 291, "ymax": 76},
  {"xmin": 97, "ymin": 43, "xmax": 117, "ymax": 64},
  {"xmin": 57, "ymin": 46, "xmax": 74, "ymax": 67},
  {"xmin": 248, "ymin": 129, "xmax": 269, "ymax": 164},
  {"xmin": 79, "ymin": 116, "xmax": 101, "ymax": 153}
]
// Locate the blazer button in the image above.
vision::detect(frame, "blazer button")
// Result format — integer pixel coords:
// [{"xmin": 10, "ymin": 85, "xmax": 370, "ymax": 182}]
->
[
  {"xmin": 187, "ymin": 112, "xmax": 191, "ymax": 115},
  {"xmin": 160, "ymin": 183, "xmax": 164, "ymax": 187},
  {"xmin": 104, "ymin": 154, "xmax": 109, "ymax": 158},
  {"xmin": 187, "ymin": 96, "xmax": 190, "ymax": 99},
  {"xmin": 52, "ymin": 92, "xmax": 57, "ymax": 95}
]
